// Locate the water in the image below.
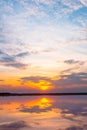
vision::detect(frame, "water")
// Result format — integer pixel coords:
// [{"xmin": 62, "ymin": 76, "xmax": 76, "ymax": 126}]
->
[{"xmin": 0, "ymin": 96, "xmax": 87, "ymax": 130}]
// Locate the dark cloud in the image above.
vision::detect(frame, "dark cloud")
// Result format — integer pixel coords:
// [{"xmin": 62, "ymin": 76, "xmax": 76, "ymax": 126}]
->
[
  {"xmin": 5, "ymin": 63, "xmax": 27, "ymax": 69},
  {"xmin": 0, "ymin": 80, "xmax": 4, "ymax": 82},
  {"xmin": 20, "ymin": 72, "xmax": 87, "ymax": 92},
  {"xmin": 58, "ymin": 124, "xmax": 87, "ymax": 130},
  {"xmin": 64, "ymin": 126, "xmax": 83, "ymax": 130},
  {"xmin": 61, "ymin": 68, "xmax": 76, "ymax": 73},
  {"xmin": 0, "ymin": 72, "xmax": 87, "ymax": 93},
  {"xmin": 62, "ymin": 105, "xmax": 87, "ymax": 119},
  {"xmin": 64, "ymin": 59, "xmax": 84, "ymax": 65},
  {"xmin": 0, "ymin": 57, "xmax": 14, "ymax": 62},
  {"xmin": 19, "ymin": 101, "xmax": 87, "ymax": 115},
  {"xmin": 15, "ymin": 52, "xmax": 29, "ymax": 57},
  {"xmin": 52, "ymin": 72, "xmax": 87, "ymax": 88},
  {"xmin": 0, "ymin": 50, "xmax": 27, "ymax": 69},
  {"xmin": 21, "ymin": 76, "xmax": 52, "ymax": 83},
  {"xmin": 0, "ymin": 50, "xmax": 9, "ymax": 58},
  {"xmin": 78, "ymin": 72, "xmax": 87, "ymax": 78},
  {"xmin": 0, "ymin": 120, "xmax": 29, "ymax": 130},
  {"xmin": 21, "ymin": 72, "xmax": 87, "ymax": 84},
  {"xmin": 20, "ymin": 105, "xmax": 49, "ymax": 113}
]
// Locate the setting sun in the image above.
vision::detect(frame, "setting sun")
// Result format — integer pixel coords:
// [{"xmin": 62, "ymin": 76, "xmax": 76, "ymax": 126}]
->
[
  {"xmin": 40, "ymin": 86, "xmax": 50, "ymax": 90},
  {"xmin": 38, "ymin": 80, "xmax": 53, "ymax": 91}
]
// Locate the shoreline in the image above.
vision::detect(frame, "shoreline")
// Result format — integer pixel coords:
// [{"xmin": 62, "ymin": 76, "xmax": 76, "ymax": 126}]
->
[{"xmin": 0, "ymin": 93, "xmax": 87, "ymax": 96}]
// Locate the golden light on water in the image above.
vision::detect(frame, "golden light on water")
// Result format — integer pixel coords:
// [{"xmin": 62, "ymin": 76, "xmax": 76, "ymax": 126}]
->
[
  {"xmin": 39, "ymin": 97, "xmax": 52, "ymax": 109},
  {"xmin": 27, "ymin": 97, "xmax": 54, "ymax": 109}
]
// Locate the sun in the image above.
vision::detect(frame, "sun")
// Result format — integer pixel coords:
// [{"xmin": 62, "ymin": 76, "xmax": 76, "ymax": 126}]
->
[
  {"xmin": 40, "ymin": 85, "xmax": 51, "ymax": 90},
  {"xmin": 38, "ymin": 80, "xmax": 52, "ymax": 91}
]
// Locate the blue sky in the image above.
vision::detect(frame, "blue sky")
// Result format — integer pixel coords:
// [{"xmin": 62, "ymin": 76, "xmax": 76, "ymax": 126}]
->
[{"xmin": 0, "ymin": 0, "xmax": 87, "ymax": 92}]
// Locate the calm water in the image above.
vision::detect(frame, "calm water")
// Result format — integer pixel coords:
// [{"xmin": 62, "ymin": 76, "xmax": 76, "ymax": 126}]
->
[{"xmin": 0, "ymin": 96, "xmax": 87, "ymax": 130}]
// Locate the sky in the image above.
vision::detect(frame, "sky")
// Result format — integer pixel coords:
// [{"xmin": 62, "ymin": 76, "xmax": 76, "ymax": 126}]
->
[{"xmin": 0, "ymin": 0, "xmax": 87, "ymax": 93}]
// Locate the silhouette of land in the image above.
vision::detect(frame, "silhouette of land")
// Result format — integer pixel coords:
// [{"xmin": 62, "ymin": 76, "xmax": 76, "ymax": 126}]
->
[{"xmin": 0, "ymin": 92, "xmax": 87, "ymax": 96}]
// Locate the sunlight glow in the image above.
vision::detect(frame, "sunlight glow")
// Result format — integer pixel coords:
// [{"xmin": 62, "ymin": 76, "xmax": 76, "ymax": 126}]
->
[
  {"xmin": 26, "ymin": 97, "xmax": 53, "ymax": 109},
  {"xmin": 38, "ymin": 80, "xmax": 53, "ymax": 91},
  {"xmin": 39, "ymin": 97, "xmax": 53, "ymax": 109},
  {"xmin": 40, "ymin": 86, "xmax": 51, "ymax": 90}
]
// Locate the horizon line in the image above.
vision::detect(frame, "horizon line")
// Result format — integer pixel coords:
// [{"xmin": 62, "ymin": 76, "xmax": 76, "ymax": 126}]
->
[{"xmin": 0, "ymin": 92, "xmax": 87, "ymax": 96}]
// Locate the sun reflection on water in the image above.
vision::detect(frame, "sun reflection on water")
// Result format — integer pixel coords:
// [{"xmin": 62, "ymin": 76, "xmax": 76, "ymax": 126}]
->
[{"xmin": 0, "ymin": 96, "xmax": 87, "ymax": 130}]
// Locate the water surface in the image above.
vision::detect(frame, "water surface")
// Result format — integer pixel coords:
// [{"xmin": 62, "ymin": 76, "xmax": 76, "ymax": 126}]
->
[{"xmin": 0, "ymin": 96, "xmax": 87, "ymax": 130}]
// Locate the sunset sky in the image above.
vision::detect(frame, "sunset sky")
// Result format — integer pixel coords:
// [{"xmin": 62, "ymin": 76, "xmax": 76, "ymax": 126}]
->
[{"xmin": 0, "ymin": 0, "xmax": 87, "ymax": 93}]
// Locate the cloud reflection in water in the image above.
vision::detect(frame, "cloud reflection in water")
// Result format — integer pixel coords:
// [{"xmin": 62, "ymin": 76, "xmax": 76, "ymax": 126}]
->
[{"xmin": 0, "ymin": 96, "xmax": 87, "ymax": 130}]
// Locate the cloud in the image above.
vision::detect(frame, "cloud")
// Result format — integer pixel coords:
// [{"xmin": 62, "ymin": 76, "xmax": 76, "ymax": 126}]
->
[
  {"xmin": 0, "ymin": 0, "xmax": 87, "ymax": 66},
  {"xmin": 80, "ymin": 0, "xmax": 87, "ymax": 6},
  {"xmin": 61, "ymin": 67, "xmax": 77, "ymax": 73},
  {"xmin": 53, "ymin": 72, "xmax": 87, "ymax": 88},
  {"xmin": 20, "ymin": 72, "xmax": 87, "ymax": 92},
  {"xmin": 58, "ymin": 124, "xmax": 87, "ymax": 130},
  {"xmin": 0, "ymin": 120, "xmax": 29, "ymax": 130},
  {"xmin": 0, "ymin": 0, "xmax": 87, "ymax": 92},
  {"xmin": 0, "ymin": 50, "xmax": 28, "ymax": 69},
  {"xmin": 61, "ymin": 0, "xmax": 83, "ymax": 10},
  {"xmin": 61, "ymin": 104, "xmax": 87, "ymax": 118},
  {"xmin": 21, "ymin": 76, "xmax": 52, "ymax": 83},
  {"xmin": 20, "ymin": 76, "xmax": 53, "ymax": 91},
  {"xmin": 15, "ymin": 52, "xmax": 29, "ymax": 57},
  {"xmin": 64, "ymin": 125, "xmax": 83, "ymax": 130},
  {"xmin": 1, "ymin": 72, "xmax": 87, "ymax": 93},
  {"xmin": 64, "ymin": 59, "xmax": 84, "ymax": 65},
  {"xmin": 0, "ymin": 80, "xmax": 4, "ymax": 82},
  {"xmin": 5, "ymin": 63, "xmax": 27, "ymax": 69},
  {"xmin": 34, "ymin": 0, "xmax": 56, "ymax": 6},
  {"xmin": 20, "ymin": 105, "xmax": 49, "ymax": 113}
]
